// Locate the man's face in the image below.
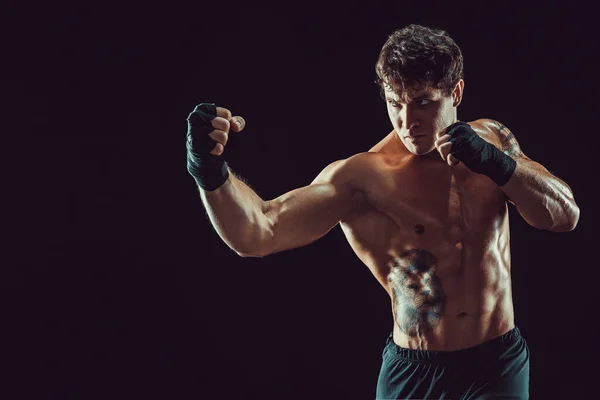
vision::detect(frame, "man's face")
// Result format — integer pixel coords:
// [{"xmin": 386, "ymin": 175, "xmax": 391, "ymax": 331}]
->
[{"xmin": 384, "ymin": 81, "xmax": 462, "ymax": 156}]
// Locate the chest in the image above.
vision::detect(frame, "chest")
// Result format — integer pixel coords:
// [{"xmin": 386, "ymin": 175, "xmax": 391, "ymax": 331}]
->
[
  {"xmin": 361, "ymin": 160, "xmax": 507, "ymax": 238},
  {"xmin": 340, "ymin": 157, "xmax": 509, "ymax": 292}
]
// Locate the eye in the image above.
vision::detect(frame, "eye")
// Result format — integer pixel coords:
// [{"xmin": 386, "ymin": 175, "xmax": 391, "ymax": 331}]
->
[
  {"xmin": 387, "ymin": 100, "xmax": 401, "ymax": 108},
  {"xmin": 417, "ymin": 99, "xmax": 431, "ymax": 106}
]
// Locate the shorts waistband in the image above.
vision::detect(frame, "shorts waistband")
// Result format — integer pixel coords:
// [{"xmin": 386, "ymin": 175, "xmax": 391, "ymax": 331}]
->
[{"xmin": 385, "ymin": 326, "xmax": 523, "ymax": 363}]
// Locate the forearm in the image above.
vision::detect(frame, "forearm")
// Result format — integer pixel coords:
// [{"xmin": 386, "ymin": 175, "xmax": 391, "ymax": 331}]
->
[
  {"xmin": 199, "ymin": 172, "xmax": 272, "ymax": 256},
  {"xmin": 500, "ymin": 158, "xmax": 580, "ymax": 231}
]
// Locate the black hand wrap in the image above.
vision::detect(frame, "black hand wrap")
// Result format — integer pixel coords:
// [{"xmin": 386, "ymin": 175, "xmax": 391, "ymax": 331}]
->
[
  {"xmin": 447, "ymin": 121, "xmax": 516, "ymax": 186},
  {"xmin": 186, "ymin": 103, "xmax": 230, "ymax": 191}
]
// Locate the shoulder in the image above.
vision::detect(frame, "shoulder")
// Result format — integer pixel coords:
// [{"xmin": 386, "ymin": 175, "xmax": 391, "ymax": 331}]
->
[
  {"xmin": 312, "ymin": 129, "xmax": 401, "ymax": 185},
  {"xmin": 468, "ymin": 118, "xmax": 526, "ymax": 158},
  {"xmin": 312, "ymin": 152, "xmax": 383, "ymax": 186},
  {"xmin": 312, "ymin": 152, "xmax": 386, "ymax": 191},
  {"xmin": 466, "ymin": 119, "xmax": 504, "ymax": 146},
  {"xmin": 469, "ymin": 118, "xmax": 511, "ymax": 137}
]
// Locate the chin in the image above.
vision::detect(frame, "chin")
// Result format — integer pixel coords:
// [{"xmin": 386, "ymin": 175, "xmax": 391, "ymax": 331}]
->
[
  {"xmin": 407, "ymin": 144, "xmax": 436, "ymax": 156},
  {"xmin": 413, "ymin": 148, "xmax": 433, "ymax": 156}
]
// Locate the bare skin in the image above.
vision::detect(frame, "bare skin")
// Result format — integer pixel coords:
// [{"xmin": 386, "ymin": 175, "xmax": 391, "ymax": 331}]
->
[
  {"xmin": 341, "ymin": 122, "xmax": 514, "ymax": 351},
  {"xmin": 198, "ymin": 81, "xmax": 579, "ymax": 352}
]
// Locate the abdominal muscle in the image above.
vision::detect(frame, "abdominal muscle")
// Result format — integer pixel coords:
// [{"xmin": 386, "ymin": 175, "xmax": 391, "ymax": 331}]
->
[
  {"xmin": 374, "ymin": 238, "xmax": 514, "ymax": 351},
  {"xmin": 389, "ymin": 259, "xmax": 515, "ymax": 352},
  {"xmin": 340, "ymin": 193, "xmax": 515, "ymax": 352}
]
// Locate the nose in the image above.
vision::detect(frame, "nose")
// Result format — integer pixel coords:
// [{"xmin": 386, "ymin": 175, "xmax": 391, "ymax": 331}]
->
[{"xmin": 400, "ymin": 106, "xmax": 419, "ymax": 132}]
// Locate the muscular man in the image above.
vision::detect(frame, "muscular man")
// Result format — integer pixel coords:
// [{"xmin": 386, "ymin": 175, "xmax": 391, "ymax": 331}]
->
[{"xmin": 186, "ymin": 25, "xmax": 580, "ymax": 399}]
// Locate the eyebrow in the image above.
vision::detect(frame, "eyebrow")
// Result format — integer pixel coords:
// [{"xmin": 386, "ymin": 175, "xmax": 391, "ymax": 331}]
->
[{"xmin": 385, "ymin": 93, "xmax": 432, "ymax": 102}]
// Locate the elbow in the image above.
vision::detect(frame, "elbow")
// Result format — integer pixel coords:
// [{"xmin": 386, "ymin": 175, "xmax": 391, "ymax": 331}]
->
[
  {"xmin": 235, "ymin": 248, "xmax": 269, "ymax": 258},
  {"xmin": 233, "ymin": 243, "xmax": 271, "ymax": 258},
  {"xmin": 235, "ymin": 251, "xmax": 263, "ymax": 258},
  {"xmin": 549, "ymin": 205, "xmax": 580, "ymax": 232},
  {"xmin": 565, "ymin": 205, "xmax": 581, "ymax": 231},
  {"xmin": 233, "ymin": 211, "xmax": 276, "ymax": 258},
  {"xmin": 232, "ymin": 234, "xmax": 274, "ymax": 258}
]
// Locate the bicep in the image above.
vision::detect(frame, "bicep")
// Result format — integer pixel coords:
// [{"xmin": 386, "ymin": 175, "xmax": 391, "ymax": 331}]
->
[
  {"xmin": 310, "ymin": 159, "xmax": 346, "ymax": 185},
  {"xmin": 267, "ymin": 158, "xmax": 362, "ymax": 224},
  {"xmin": 261, "ymin": 160, "xmax": 363, "ymax": 255},
  {"xmin": 262, "ymin": 183, "xmax": 360, "ymax": 255}
]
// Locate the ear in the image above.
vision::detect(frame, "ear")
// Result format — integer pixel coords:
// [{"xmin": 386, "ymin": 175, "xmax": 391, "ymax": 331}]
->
[{"xmin": 452, "ymin": 79, "xmax": 464, "ymax": 107}]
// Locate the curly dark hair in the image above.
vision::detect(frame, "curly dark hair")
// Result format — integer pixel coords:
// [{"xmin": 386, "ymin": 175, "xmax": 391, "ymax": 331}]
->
[{"xmin": 375, "ymin": 24, "xmax": 464, "ymax": 100}]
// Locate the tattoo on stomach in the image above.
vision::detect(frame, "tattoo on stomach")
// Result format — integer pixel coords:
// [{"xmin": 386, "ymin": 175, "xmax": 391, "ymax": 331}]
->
[{"xmin": 389, "ymin": 249, "xmax": 446, "ymax": 336}]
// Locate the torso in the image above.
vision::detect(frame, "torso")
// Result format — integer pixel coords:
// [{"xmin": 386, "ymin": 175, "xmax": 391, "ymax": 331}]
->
[{"xmin": 341, "ymin": 120, "xmax": 514, "ymax": 351}]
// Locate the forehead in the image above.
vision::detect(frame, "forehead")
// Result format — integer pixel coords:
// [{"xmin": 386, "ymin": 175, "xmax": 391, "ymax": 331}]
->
[{"xmin": 383, "ymin": 82, "xmax": 440, "ymax": 102}]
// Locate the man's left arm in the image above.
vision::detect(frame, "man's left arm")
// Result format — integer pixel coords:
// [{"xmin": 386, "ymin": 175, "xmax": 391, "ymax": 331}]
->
[{"xmin": 490, "ymin": 120, "xmax": 580, "ymax": 232}]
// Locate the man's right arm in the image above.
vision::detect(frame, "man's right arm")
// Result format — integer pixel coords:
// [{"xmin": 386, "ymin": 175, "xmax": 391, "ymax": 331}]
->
[{"xmin": 200, "ymin": 159, "xmax": 364, "ymax": 257}]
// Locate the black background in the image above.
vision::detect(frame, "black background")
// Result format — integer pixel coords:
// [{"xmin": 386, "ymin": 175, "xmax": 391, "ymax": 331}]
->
[{"xmin": 4, "ymin": 2, "xmax": 597, "ymax": 399}]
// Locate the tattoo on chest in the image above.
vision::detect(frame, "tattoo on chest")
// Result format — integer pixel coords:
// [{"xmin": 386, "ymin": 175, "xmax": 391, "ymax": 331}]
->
[{"xmin": 388, "ymin": 249, "xmax": 446, "ymax": 336}]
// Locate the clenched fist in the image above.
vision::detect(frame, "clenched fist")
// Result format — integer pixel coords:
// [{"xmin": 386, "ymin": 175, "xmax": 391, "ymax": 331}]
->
[
  {"xmin": 186, "ymin": 103, "xmax": 246, "ymax": 191},
  {"xmin": 434, "ymin": 121, "xmax": 516, "ymax": 186},
  {"xmin": 186, "ymin": 104, "xmax": 246, "ymax": 156},
  {"xmin": 434, "ymin": 126, "xmax": 460, "ymax": 167}
]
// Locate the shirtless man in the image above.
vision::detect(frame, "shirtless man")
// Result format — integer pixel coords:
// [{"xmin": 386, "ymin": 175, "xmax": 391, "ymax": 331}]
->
[{"xmin": 186, "ymin": 25, "xmax": 580, "ymax": 399}]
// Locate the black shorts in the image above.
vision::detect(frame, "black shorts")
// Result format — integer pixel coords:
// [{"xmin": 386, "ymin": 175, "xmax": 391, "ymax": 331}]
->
[{"xmin": 376, "ymin": 326, "xmax": 530, "ymax": 399}]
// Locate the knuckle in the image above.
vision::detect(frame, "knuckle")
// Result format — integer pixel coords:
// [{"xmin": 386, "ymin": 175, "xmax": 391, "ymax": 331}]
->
[
  {"xmin": 211, "ymin": 117, "xmax": 231, "ymax": 132},
  {"xmin": 209, "ymin": 130, "xmax": 222, "ymax": 143},
  {"xmin": 210, "ymin": 143, "xmax": 223, "ymax": 156},
  {"xmin": 216, "ymin": 107, "xmax": 232, "ymax": 120},
  {"xmin": 210, "ymin": 130, "xmax": 228, "ymax": 145}
]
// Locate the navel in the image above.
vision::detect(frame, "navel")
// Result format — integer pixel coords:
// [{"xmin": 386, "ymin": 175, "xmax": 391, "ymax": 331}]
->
[{"xmin": 414, "ymin": 224, "xmax": 425, "ymax": 235}]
